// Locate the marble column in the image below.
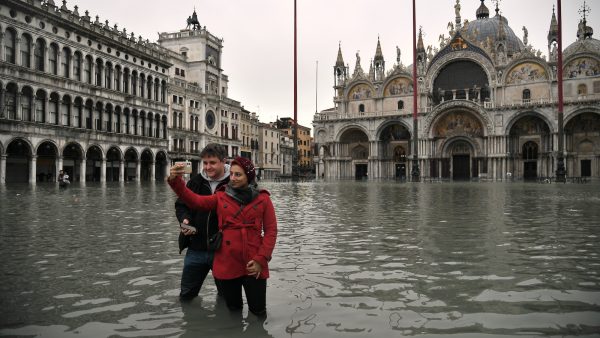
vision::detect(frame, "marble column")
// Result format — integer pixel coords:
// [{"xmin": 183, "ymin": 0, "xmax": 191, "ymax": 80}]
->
[
  {"xmin": 136, "ymin": 161, "xmax": 141, "ymax": 182},
  {"xmin": 0, "ymin": 155, "xmax": 6, "ymax": 184},
  {"xmin": 56, "ymin": 156, "xmax": 63, "ymax": 178},
  {"xmin": 100, "ymin": 158, "xmax": 106, "ymax": 182},
  {"xmin": 80, "ymin": 158, "xmax": 86, "ymax": 182},
  {"xmin": 119, "ymin": 160, "xmax": 125, "ymax": 182},
  {"xmin": 30, "ymin": 155, "xmax": 37, "ymax": 184},
  {"xmin": 150, "ymin": 161, "xmax": 156, "ymax": 182}
]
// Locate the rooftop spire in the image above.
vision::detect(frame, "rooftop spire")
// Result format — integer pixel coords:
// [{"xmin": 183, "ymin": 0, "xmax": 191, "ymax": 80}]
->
[
  {"xmin": 476, "ymin": 0, "xmax": 489, "ymax": 19},
  {"xmin": 374, "ymin": 36, "xmax": 384, "ymax": 61},
  {"xmin": 335, "ymin": 41, "xmax": 345, "ymax": 67},
  {"xmin": 548, "ymin": 5, "xmax": 558, "ymax": 45},
  {"xmin": 578, "ymin": 1, "xmax": 593, "ymax": 39},
  {"xmin": 417, "ymin": 27, "xmax": 425, "ymax": 52}
]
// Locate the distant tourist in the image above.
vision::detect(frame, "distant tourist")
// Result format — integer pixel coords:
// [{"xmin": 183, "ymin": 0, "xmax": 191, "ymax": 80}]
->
[
  {"xmin": 57, "ymin": 170, "xmax": 70, "ymax": 187},
  {"xmin": 174, "ymin": 144, "xmax": 230, "ymax": 301},
  {"xmin": 168, "ymin": 156, "xmax": 277, "ymax": 316}
]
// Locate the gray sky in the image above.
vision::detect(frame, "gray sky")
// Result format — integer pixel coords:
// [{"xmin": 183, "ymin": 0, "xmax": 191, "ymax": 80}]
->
[{"xmin": 71, "ymin": 0, "xmax": 598, "ymax": 130}]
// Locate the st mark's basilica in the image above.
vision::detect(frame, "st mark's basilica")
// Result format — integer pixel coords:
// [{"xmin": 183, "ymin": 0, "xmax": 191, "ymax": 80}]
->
[{"xmin": 313, "ymin": 0, "xmax": 600, "ymax": 181}]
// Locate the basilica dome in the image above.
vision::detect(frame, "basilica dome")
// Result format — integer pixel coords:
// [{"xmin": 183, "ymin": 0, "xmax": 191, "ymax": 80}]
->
[
  {"xmin": 564, "ymin": 37, "xmax": 600, "ymax": 58},
  {"xmin": 463, "ymin": 1, "xmax": 524, "ymax": 56}
]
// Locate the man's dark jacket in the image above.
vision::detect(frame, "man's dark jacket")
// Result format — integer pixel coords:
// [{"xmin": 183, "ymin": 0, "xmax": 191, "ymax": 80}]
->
[{"xmin": 175, "ymin": 173, "xmax": 229, "ymax": 253}]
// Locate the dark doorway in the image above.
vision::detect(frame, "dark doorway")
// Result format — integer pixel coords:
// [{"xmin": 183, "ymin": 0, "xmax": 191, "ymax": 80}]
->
[
  {"xmin": 395, "ymin": 163, "xmax": 406, "ymax": 180},
  {"xmin": 355, "ymin": 164, "xmax": 368, "ymax": 180},
  {"xmin": 581, "ymin": 159, "xmax": 591, "ymax": 177},
  {"xmin": 524, "ymin": 161, "xmax": 537, "ymax": 180},
  {"xmin": 452, "ymin": 155, "xmax": 470, "ymax": 180}
]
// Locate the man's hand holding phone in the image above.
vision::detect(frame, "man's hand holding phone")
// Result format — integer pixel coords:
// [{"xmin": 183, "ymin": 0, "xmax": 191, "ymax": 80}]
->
[{"xmin": 180, "ymin": 219, "xmax": 197, "ymax": 235}]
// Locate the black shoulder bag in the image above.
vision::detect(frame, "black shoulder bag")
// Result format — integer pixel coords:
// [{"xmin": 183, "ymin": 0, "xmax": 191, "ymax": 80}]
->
[{"xmin": 208, "ymin": 204, "xmax": 245, "ymax": 251}]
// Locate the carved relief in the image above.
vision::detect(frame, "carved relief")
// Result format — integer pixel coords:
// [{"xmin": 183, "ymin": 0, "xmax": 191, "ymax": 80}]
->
[
  {"xmin": 348, "ymin": 84, "xmax": 373, "ymax": 100},
  {"xmin": 506, "ymin": 62, "xmax": 548, "ymax": 84},
  {"xmin": 510, "ymin": 116, "xmax": 551, "ymax": 135},
  {"xmin": 433, "ymin": 111, "xmax": 483, "ymax": 138},
  {"xmin": 564, "ymin": 57, "xmax": 600, "ymax": 79},
  {"xmin": 384, "ymin": 77, "xmax": 413, "ymax": 96}
]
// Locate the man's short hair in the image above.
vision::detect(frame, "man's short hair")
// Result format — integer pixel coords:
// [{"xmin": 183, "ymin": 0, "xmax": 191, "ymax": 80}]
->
[{"xmin": 200, "ymin": 143, "xmax": 227, "ymax": 161}]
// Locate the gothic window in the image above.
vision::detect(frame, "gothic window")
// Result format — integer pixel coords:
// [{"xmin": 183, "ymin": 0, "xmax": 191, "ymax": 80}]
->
[
  {"xmin": 4, "ymin": 29, "xmax": 16, "ymax": 64},
  {"xmin": 34, "ymin": 38, "xmax": 45, "ymax": 71},
  {"xmin": 20, "ymin": 34, "xmax": 32, "ymax": 68},
  {"xmin": 84, "ymin": 55, "xmax": 93, "ymax": 84},
  {"xmin": 522, "ymin": 89, "xmax": 531, "ymax": 101},
  {"xmin": 398, "ymin": 100, "xmax": 404, "ymax": 110},
  {"xmin": 73, "ymin": 52, "xmax": 82, "ymax": 81},
  {"xmin": 61, "ymin": 47, "xmax": 71, "ymax": 78},
  {"xmin": 522, "ymin": 141, "xmax": 538, "ymax": 160},
  {"xmin": 359, "ymin": 104, "xmax": 365, "ymax": 113},
  {"xmin": 49, "ymin": 44, "xmax": 58, "ymax": 75}
]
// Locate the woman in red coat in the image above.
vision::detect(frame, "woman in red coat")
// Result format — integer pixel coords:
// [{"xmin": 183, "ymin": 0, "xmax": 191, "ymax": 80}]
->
[{"xmin": 168, "ymin": 156, "xmax": 277, "ymax": 316}]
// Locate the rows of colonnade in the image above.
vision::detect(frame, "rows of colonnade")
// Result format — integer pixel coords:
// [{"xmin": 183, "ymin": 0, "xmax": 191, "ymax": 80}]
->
[
  {"xmin": 1, "ymin": 81, "xmax": 168, "ymax": 138},
  {"xmin": 0, "ymin": 138, "xmax": 170, "ymax": 184},
  {"xmin": 1, "ymin": 26, "xmax": 168, "ymax": 102}
]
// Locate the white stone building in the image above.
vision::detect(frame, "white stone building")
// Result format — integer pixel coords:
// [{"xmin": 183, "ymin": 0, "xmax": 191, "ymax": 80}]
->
[
  {"xmin": 313, "ymin": 1, "xmax": 600, "ymax": 181},
  {"xmin": 258, "ymin": 122, "xmax": 281, "ymax": 179},
  {"xmin": 158, "ymin": 12, "xmax": 242, "ymax": 173},
  {"xmin": 0, "ymin": 0, "xmax": 170, "ymax": 183}
]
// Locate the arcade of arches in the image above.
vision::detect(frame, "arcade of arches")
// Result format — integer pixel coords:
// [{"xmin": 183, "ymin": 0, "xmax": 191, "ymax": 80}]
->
[
  {"xmin": 316, "ymin": 110, "xmax": 600, "ymax": 180},
  {"xmin": 0, "ymin": 138, "xmax": 168, "ymax": 183}
]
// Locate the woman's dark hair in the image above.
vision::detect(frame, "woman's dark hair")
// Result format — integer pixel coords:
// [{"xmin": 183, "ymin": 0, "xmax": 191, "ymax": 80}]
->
[{"xmin": 200, "ymin": 143, "xmax": 227, "ymax": 160}]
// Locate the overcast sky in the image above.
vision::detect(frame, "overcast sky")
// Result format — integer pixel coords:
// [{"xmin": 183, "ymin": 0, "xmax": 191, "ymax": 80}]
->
[{"xmin": 70, "ymin": 0, "xmax": 598, "ymax": 130}]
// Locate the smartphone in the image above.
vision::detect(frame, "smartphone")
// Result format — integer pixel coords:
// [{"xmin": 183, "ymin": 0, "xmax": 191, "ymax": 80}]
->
[
  {"xmin": 180, "ymin": 223, "xmax": 197, "ymax": 233},
  {"xmin": 175, "ymin": 161, "xmax": 192, "ymax": 174}
]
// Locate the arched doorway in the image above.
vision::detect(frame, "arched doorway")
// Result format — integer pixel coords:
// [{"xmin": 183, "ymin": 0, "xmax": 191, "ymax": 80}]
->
[
  {"xmin": 448, "ymin": 140, "xmax": 473, "ymax": 180},
  {"xmin": 63, "ymin": 143, "xmax": 83, "ymax": 182},
  {"xmin": 36, "ymin": 141, "xmax": 58, "ymax": 182},
  {"xmin": 339, "ymin": 128, "xmax": 369, "ymax": 180},
  {"xmin": 508, "ymin": 115, "xmax": 551, "ymax": 179},
  {"xmin": 394, "ymin": 146, "xmax": 407, "ymax": 179},
  {"xmin": 140, "ymin": 149, "xmax": 153, "ymax": 181},
  {"xmin": 86, "ymin": 145, "xmax": 103, "ymax": 182},
  {"xmin": 124, "ymin": 148, "xmax": 138, "ymax": 181},
  {"xmin": 155, "ymin": 151, "xmax": 168, "ymax": 181},
  {"xmin": 106, "ymin": 147, "xmax": 122, "ymax": 181},
  {"xmin": 522, "ymin": 141, "xmax": 538, "ymax": 180},
  {"xmin": 379, "ymin": 123, "xmax": 411, "ymax": 180},
  {"xmin": 431, "ymin": 110, "xmax": 484, "ymax": 179},
  {"xmin": 6, "ymin": 139, "xmax": 31, "ymax": 183},
  {"xmin": 565, "ymin": 112, "xmax": 600, "ymax": 178}
]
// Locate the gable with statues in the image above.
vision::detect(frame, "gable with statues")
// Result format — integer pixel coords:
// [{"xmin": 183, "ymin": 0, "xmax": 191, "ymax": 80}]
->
[{"xmin": 313, "ymin": 0, "xmax": 600, "ymax": 181}]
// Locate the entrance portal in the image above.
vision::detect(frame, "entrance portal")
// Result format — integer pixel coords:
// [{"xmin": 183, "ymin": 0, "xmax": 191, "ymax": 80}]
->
[
  {"xmin": 452, "ymin": 155, "xmax": 470, "ymax": 180},
  {"xmin": 581, "ymin": 159, "xmax": 591, "ymax": 177},
  {"xmin": 355, "ymin": 164, "xmax": 368, "ymax": 180}
]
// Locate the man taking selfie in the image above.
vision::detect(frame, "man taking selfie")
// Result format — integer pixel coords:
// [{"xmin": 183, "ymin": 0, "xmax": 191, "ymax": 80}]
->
[{"xmin": 174, "ymin": 143, "xmax": 230, "ymax": 300}]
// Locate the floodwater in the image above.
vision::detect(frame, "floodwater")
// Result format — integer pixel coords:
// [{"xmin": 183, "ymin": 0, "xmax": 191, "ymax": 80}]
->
[{"xmin": 1, "ymin": 181, "xmax": 599, "ymax": 338}]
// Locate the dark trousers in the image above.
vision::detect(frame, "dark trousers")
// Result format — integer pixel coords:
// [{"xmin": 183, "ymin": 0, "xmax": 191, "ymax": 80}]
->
[
  {"xmin": 218, "ymin": 276, "xmax": 267, "ymax": 316},
  {"xmin": 180, "ymin": 249, "xmax": 222, "ymax": 300}
]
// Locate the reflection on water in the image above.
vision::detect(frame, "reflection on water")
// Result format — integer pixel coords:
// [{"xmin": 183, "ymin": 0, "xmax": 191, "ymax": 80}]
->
[{"xmin": 1, "ymin": 181, "xmax": 599, "ymax": 337}]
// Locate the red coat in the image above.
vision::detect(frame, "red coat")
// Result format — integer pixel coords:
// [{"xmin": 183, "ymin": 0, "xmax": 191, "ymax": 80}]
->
[{"xmin": 169, "ymin": 177, "xmax": 277, "ymax": 279}]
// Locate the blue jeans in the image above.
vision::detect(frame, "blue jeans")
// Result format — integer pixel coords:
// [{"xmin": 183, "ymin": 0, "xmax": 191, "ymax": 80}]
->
[{"xmin": 180, "ymin": 249, "xmax": 221, "ymax": 300}]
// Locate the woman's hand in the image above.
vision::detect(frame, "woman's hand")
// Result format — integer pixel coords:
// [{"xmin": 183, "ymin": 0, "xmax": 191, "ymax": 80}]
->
[
  {"xmin": 168, "ymin": 163, "xmax": 186, "ymax": 181},
  {"xmin": 246, "ymin": 260, "xmax": 262, "ymax": 279}
]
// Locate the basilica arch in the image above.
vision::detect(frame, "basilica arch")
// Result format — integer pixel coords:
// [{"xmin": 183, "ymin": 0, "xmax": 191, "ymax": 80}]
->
[
  {"xmin": 337, "ymin": 126, "xmax": 370, "ymax": 179},
  {"xmin": 428, "ymin": 108, "xmax": 485, "ymax": 179},
  {"xmin": 376, "ymin": 121, "xmax": 412, "ymax": 179},
  {"xmin": 564, "ymin": 109, "xmax": 600, "ymax": 177},
  {"xmin": 507, "ymin": 113, "xmax": 553, "ymax": 180}
]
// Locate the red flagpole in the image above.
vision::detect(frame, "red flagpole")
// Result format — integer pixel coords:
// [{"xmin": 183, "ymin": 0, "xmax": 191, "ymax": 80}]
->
[
  {"xmin": 293, "ymin": 0, "xmax": 299, "ymax": 181},
  {"xmin": 556, "ymin": 0, "xmax": 566, "ymax": 181},
  {"xmin": 411, "ymin": 0, "xmax": 420, "ymax": 181}
]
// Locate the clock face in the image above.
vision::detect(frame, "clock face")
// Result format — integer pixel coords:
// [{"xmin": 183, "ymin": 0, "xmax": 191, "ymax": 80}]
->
[{"xmin": 206, "ymin": 110, "xmax": 215, "ymax": 129}]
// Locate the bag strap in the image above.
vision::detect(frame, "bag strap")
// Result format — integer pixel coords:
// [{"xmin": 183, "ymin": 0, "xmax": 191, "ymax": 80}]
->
[{"xmin": 221, "ymin": 204, "xmax": 245, "ymax": 231}]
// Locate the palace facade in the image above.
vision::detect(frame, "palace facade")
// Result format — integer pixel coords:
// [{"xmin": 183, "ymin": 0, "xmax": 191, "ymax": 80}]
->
[
  {"xmin": 313, "ymin": 1, "xmax": 600, "ymax": 181},
  {"xmin": 0, "ymin": 0, "xmax": 170, "ymax": 183}
]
